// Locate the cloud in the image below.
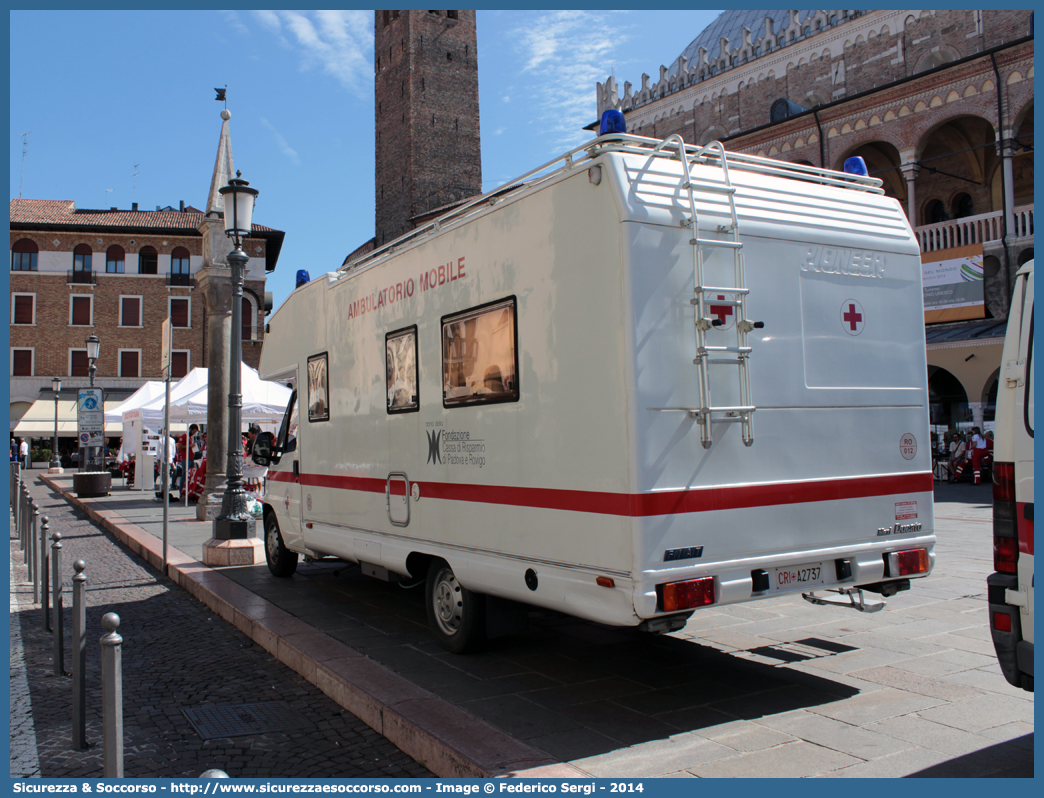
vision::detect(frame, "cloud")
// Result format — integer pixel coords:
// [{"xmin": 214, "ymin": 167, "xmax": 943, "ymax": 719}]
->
[
  {"xmin": 250, "ymin": 10, "xmax": 373, "ymax": 98},
  {"xmin": 260, "ymin": 117, "xmax": 300, "ymax": 166},
  {"xmin": 509, "ymin": 10, "xmax": 627, "ymax": 149},
  {"xmin": 222, "ymin": 10, "xmax": 250, "ymax": 37}
]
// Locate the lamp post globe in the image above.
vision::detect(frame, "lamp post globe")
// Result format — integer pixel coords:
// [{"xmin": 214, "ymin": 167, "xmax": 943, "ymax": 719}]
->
[{"xmin": 213, "ymin": 171, "xmax": 259, "ymax": 540}]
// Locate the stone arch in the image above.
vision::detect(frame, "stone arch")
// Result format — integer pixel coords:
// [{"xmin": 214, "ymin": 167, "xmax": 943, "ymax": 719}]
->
[
  {"xmin": 915, "ymin": 113, "xmax": 1000, "ymax": 217},
  {"xmin": 946, "ymin": 90, "xmax": 961, "ymax": 103},
  {"xmin": 927, "ymin": 366, "xmax": 969, "ymax": 429},
  {"xmin": 914, "ymin": 45, "xmax": 960, "ymax": 75},
  {"xmin": 697, "ymin": 124, "xmax": 729, "ymax": 146},
  {"xmin": 1011, "ymin": 100, "xmax": 1033, "ymax": 206},
  {"xmin": 964, "ymin": 85, "xmax": 978, "ymax": 97},
  {"xmin": 1007, "ymin": 71, "xmax": 1023, "ymax": 86}
]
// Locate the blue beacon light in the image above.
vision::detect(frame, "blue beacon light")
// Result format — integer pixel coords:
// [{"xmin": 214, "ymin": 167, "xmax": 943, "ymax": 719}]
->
[
  {"xmin": 296, "ymin": 269, "xmax": 310, "ymax": 288},
  {"xmin": 600, "ymin": 110, "xmax": 626, "ymax": 135},
  {"xmin": 843, "ymin": 156, "xmax": 869, "ymax": 177}
]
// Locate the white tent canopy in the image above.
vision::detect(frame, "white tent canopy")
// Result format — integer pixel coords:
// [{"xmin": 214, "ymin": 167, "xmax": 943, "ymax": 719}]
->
[
  {"xmin": 126, "ymin": 365, "xmax": 290, "ymax": 427},
  {"xmin": 130, "ymin": 368, "xmax": 209, "ymax": 424},
  {"xmin": 104, "ymin": 381, "xmax": 166, "ymax": 423},
  {"xmin": 176, "ymin": 365, "xmax": 291, "ymax": 422}
]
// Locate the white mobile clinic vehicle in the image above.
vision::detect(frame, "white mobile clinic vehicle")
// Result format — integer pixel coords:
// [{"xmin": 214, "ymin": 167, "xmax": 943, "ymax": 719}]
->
[
  {"xmin": 254, "ymin": 133, "xmax": 936, "ymax": 652},
  {"xmin": 988, "ymin": 260, "xmax": 1033, "ymax": 691}
]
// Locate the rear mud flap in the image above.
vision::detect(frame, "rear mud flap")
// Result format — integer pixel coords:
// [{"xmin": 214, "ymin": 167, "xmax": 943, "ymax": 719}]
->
[{"xmin": 802, "ymin": 588, "xmax": 885, "ymax": 613}]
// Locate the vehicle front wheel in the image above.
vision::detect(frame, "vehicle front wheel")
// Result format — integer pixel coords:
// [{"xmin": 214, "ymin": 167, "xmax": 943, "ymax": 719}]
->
[
  {"xmin": 264, "ymin": 510, "xmax": 298, "ymax": 577},
  {"xmin": 425, "ymin": 559, "xmax": 486, "ymax": 654}
]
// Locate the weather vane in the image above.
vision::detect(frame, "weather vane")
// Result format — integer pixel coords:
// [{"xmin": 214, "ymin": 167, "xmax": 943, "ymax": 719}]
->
[{"xmin": 215, "ymin": 85, "xmax": 227, "ymax": 108}]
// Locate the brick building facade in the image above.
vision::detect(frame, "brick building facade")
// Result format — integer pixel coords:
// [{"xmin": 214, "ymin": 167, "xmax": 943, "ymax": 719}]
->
[
  {"xmin": 596, "ymin": 9, "xmax": 1034, "ymax": 432},
  {"xmin": 10, "ymin": 199, "xmax": 283, "ymax": 441}
]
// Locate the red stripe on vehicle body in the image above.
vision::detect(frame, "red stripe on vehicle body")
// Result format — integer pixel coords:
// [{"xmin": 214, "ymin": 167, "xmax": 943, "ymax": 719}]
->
[{"xmin": 267, "ymin": 471, "xmax": 933, "ymax": 518}]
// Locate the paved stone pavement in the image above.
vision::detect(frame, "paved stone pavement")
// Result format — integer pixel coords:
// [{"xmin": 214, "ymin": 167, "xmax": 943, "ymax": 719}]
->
[
  {"xmin": 9, "ymin": 474, "xmax": 433, "ymax": 779},
  {"xmin": 12, "ymin": 468, "xmax": 1034, "ymax": 778}
]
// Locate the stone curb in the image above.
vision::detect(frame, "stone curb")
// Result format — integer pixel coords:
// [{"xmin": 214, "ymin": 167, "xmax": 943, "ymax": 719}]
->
[{"xmin": 39, "ymin": 474, "xmax": 588, "ymax": 780}]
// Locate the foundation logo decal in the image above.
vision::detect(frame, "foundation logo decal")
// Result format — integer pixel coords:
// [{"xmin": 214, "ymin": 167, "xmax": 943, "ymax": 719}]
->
[{"xmin": 426, "ymin": 429, "xmax": 442, "ymax": 465}]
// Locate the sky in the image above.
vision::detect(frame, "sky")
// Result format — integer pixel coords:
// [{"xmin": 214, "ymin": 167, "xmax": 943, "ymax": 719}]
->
[{"xmin": 9, "ymin": 9, "xmax": 723, "ymax": 312}]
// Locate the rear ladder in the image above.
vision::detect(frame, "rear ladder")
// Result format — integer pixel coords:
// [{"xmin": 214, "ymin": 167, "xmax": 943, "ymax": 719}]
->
[{"xmin": 654, "ymin": 136, "xmax": 759, "ymax": 449}]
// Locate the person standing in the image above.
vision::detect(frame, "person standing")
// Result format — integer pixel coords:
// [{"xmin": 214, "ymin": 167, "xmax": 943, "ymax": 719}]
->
[
  {"xmin": 968, "ymin": 426, "xmax": 989, "ymax": 484},
  {"xmin": 948, "ymin": 433, "xmax": 967, "ymax": 481},
  {"xmin": 19, "ymin": 437, "xmax": 30, "ymax": 470}
]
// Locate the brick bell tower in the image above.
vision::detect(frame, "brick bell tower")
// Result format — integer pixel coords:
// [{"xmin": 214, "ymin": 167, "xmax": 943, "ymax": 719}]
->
[{"xmin": 374, "ymin": 10, "xmax": 482, "ymax": 247}]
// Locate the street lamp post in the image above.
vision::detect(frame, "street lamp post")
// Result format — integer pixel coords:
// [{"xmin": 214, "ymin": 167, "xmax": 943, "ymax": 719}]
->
[
  {"xmin": 213, "ymin": 170, "xmax": 258, "ymax": 540},
  {"xmin": 49, "ymin": 377, "xmax": 62, "ymax": 473},
  {"xmin": 85, "ymin": 334, "xmax": 101, "ymax": 471}
]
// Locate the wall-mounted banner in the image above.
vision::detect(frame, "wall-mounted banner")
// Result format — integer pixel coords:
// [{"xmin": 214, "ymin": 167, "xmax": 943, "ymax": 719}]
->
[{"xmin": 922, "ymin": 243, "xmax": 985, "ymax": 324}]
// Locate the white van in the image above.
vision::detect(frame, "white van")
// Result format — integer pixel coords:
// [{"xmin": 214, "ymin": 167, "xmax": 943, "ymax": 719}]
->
[
  {"xmin": 254, "ymin": 134, "xmax": 936, "ymax": 652},
  {"xmin": 988, "ymin": 260, "xmax": 1034, "ymax": 691}
]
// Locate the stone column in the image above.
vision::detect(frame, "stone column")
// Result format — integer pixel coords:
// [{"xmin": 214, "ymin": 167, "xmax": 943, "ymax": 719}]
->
[
  {"xmin": 1001, "ymin": 138, "xmax": 1017, "ymax": 239},
  {"xmin": 899, "ymin": 158, "xmax": 919, "ymax": 227},
  {"xmin": 195, "ymin": 215, "xmax": 233, "ymax": 521}
]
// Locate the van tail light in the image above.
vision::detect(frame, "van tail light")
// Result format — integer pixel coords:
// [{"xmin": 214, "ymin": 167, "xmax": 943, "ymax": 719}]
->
[
  {"xmin": 659, "ymin": 577, "xmax": 715, "ymax": 612},
  {"xmin": 886, "ymin": 548, "xmax": 929, "ymax": 577},
  {"xmin": 992, "ymin": 610, "xmax": 1013, "ymax": 633},
  {"xmin": 992, "ymin": 462, "xmax": 1018, "ymax": 574}
]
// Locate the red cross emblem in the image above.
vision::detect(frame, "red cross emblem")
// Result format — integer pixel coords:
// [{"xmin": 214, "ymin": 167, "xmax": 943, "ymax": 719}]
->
[
  {"xmin": 709, "ymin": 295, "xmax": 734, "ymax": 330},
  {"xmin": 841, "ymin": 299, "xmax": 864, "ymax": 336},
  {"xmin": 284, "ymin": 493, "xmax": 291, "ymax": 512}
]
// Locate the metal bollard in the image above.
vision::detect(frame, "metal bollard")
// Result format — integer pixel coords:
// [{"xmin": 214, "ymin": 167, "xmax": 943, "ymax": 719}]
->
[
  {"xmin": 19, "ymin": 483, "xmax": 27, "ymax": 550},
  {"xmin": 101, "ymin": 613, "xmax": 123, "ymax": 778},
  {"xmin": 51, "ymin": 530, "xmax": 65, "ymax": 677},
  {"xmin": 23, "ymin": 484, "xmax": 31, "ymax": 549},
  {"xmin": 31, "ymin": 503, "xmax": 40, "ymax": 603},
  {"xmin": 13, "ymin": 473, "xmax": 21, "ymax": 539},
  {"xmin": 72, "ymin": 560, "xmax": 87, "ymax": 750},
  {"xmin": 40, "ymin": 517, "xmax": 51, "ymax": 632},
  {"xmin": 28, "ymin": 501, "xmax": 38, "ymax": 584}
]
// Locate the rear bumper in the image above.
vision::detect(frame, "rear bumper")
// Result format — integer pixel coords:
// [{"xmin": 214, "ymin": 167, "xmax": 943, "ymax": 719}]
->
[{"xmin": 987, "ymin": 572, "xmax": 1035, "ymax": 692}]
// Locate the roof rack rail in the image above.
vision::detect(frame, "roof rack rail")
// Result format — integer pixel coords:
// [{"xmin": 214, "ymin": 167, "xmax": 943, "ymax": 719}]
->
[{"xmin": 339, "ymin": 133, "xmax": 884, "ymax": 279}]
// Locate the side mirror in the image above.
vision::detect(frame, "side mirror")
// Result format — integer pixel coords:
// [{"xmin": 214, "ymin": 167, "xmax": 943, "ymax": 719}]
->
[{"xmin": 251, "ymin": 431, "xmax": 278, "ymax": 467}]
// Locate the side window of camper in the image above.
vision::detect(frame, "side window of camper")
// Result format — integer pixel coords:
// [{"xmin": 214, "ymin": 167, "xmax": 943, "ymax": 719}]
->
[
  {"xmin": 442, "ymin": 297, "xmax": 519, "ymax": 407},
  {"xmin": 387, "ymin": 326, "xmax": 419, "ymax": 413},
  {"xmin": 307, "ymin": 353, "xmax": 330, "ymax": 422}
]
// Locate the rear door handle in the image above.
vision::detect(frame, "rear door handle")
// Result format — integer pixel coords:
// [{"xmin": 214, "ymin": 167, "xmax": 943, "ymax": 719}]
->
[{"xmin": 292, "ymin": 460, "xmax": 299, "ymax": 480}]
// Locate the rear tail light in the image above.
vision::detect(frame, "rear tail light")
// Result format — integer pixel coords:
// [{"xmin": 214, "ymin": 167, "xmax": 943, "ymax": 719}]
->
[
  {"xmin": 992, "ymin": 610, "xmax": 1013, "ymax": 633},
  {"xmin": 992, "ymin": 462, "xmax": 1018, "ymax": 574},
  {"xmin": 886, "ymin": 547, "xmax": 929, "ymax": 576},
  {"xmin": 994, "ymin": 536, "xmax": 1019, "ymax": 574},
  {"xmin": 659, "ymin": 577, "xmax": 715, "ymax": 612}
]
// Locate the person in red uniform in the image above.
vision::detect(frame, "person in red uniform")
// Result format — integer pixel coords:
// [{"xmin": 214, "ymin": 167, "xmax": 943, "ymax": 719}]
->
[{"xmin": 954, "ymin": 426, "xmax": 989, "ymax": 484}]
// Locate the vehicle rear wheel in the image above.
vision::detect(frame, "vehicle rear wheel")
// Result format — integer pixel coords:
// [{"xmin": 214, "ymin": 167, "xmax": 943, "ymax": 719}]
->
[
  {"xmin": 425, "ymin": 559, "xmax": 486, "ymax": 653},
  {"xmin": 264, "ymin": 510, "xmax": 298, "ymax": 577}
]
